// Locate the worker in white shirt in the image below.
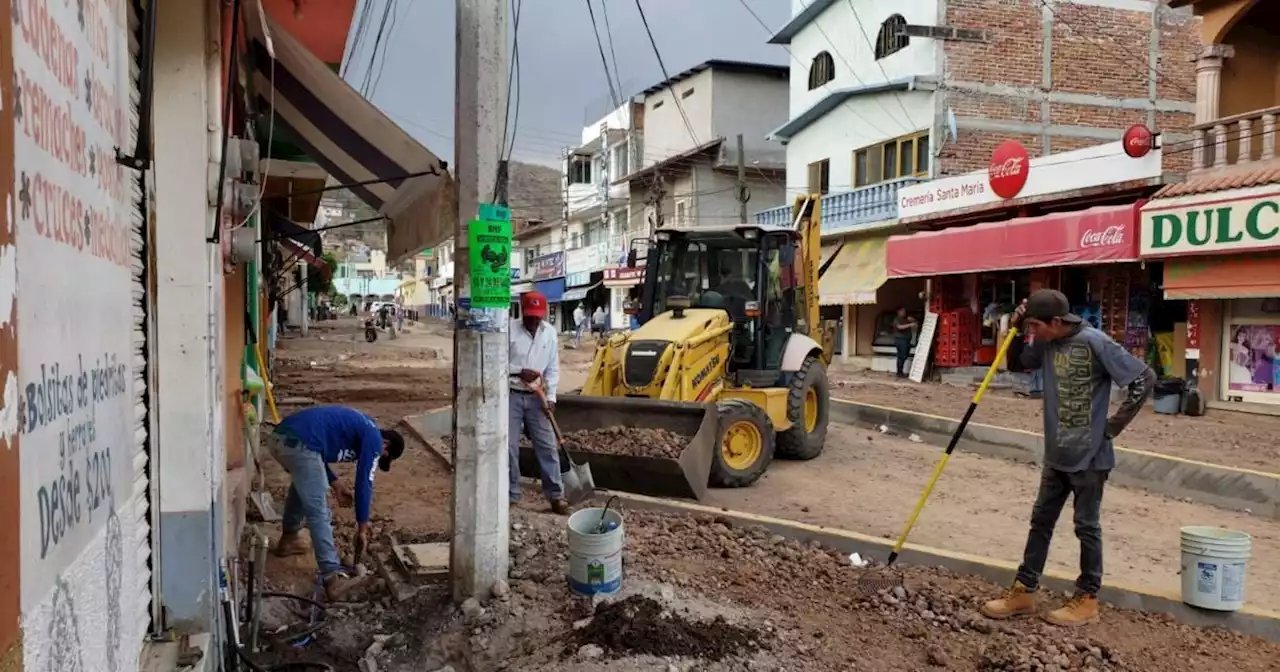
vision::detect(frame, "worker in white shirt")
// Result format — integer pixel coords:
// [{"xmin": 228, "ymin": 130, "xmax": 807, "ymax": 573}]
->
[
  {"xmin": 508, "ymin": 291, "xmax": 567, "ymax": 514},
  {"xmin": 572, "ymin": 303, "xmax": 586, "ymax": 347}
]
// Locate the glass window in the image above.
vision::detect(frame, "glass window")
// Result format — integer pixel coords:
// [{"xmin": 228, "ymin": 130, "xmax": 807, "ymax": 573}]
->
[
  {"xmin": 854, "ymin": 150, "xmax": 869, "ymax": 187},
  {"xmin": 916, "ymin": 135, "xmax": 930, "ymax": 176},
  {"xmin": 882, "ymin": 143, "xmax": 897, "ymax": 180},
  {"xmin": 899, "ymin": 140, "xmax": 914, "ymax": 177}
]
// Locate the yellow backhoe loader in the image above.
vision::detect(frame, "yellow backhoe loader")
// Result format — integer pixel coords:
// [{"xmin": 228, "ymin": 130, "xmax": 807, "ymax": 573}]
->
[{"xmin": 521, "ymin": 196, "xmax": 836, "ymax": 499}]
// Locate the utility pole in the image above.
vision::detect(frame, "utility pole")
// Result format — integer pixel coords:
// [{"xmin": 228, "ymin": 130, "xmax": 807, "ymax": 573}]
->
[
  {"xmin": 451, "ymin": 0, "xmax": 509, "ymax": 601},
  {"xmin": 736, "ymin": 134, "xmax": 747, "ymax": 224}
]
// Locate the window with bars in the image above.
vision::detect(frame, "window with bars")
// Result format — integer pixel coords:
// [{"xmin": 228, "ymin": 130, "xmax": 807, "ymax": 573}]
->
[
  {"xmin": 853, "ymin": 132, "xmax": 929, "ymax": 187},
  {"xmin": 874, "ymin": 15, "xmax": 909, "ymax": 60},
  {"xmin": 808, "ymin": 51, "xmax": 836, "ymax": 90},
  {"xmin": 807, "ymin": 159, "xmax": 830, "ymax": 195}
]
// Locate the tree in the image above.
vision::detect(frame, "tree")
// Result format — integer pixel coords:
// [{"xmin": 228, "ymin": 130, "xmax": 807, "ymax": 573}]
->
[{"xmin": 294, "ymin": 252, "xmax": 338, "ymax": 296}]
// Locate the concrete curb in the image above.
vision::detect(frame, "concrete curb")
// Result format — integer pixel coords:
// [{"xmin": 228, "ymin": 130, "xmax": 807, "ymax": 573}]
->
[
  {"xmin": 611, "ymin": 492, "xmax": 1280, "ymax": 644},
  {"xmin": 831, "ymin": 398, "xmax": 1280, "ymax": 520},
  {"xmin": 403, "ymin": 406, "xmax": 1280, "ymax": 642}
]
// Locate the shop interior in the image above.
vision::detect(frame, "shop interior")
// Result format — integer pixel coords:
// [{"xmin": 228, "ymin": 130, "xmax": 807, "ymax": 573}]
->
[{"xmin": 924, "ymin": 264, "xmax": 1189, "ymax": 377}]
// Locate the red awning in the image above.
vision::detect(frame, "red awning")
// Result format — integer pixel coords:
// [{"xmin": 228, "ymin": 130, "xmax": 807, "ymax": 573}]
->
[{"xmin": 886, "ymin": 203, "xmax": 1142, "ymax": 278}]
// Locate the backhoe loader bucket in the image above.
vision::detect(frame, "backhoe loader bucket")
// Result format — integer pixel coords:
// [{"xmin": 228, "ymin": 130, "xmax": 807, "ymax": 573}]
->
[{"xmin": 518, "ymin": 395, "xmax": 718, "ymax": 500}]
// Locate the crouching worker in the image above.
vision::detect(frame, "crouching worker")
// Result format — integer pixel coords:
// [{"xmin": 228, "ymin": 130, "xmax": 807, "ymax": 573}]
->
[{"xmin": 267, "ymin": 405, "xmax": 405, "ymax": 601}]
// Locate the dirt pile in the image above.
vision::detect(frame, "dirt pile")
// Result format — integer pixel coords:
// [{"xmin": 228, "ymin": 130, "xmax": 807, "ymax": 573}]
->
[
  {"xmin": 560, "ymin": 427, "xmax": 690, "ymax": 458},
  {"xmin": 568, "ymin": 595, "xmax": 763, "ymax": 661}
]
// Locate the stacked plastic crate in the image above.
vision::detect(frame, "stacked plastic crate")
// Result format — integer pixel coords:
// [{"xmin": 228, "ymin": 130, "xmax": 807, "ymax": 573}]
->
[{"xmin": 935, "ymin": 309, "xmax": 978, "ymax": 367}]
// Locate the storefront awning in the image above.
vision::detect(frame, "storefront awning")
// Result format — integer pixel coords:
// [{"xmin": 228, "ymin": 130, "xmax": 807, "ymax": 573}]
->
[
  {"xmin": 819, "ymin": 237, "xmax": 886, "ymax": 305},
  {"xmin": 563, "ymin": 282, "xmax": 602, "ymax": 302},
  {"xmin": 1163, "ymin": 253, "xmax": 1280, "ymax": 300},
  {"xmin": 887, "ymin": 203, "xmax": 1141, "ymax": 278},
  {"xmin": 510, "ymin": 282, "xmax": 534, "ymax": 298},
  {"xmin": 246, "ymin": 3, "xmax": 454, "ymax": 263},
  {"xmin": 534, "ymin": 278, "xmax": 566, "ymax": 303},
  {"xmin": 268, "ymin": 212, "xmax": 324, "ymax": 269}
]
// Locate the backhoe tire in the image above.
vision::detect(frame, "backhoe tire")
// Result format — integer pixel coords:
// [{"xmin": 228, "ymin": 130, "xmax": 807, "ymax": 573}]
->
[
  {"xmin": 709, "ymin": 399, "xmax": 775, "ymax": 488},
  {"xmin": 777, "ymin": 355, "xmax": 830, "ymax": 461}
]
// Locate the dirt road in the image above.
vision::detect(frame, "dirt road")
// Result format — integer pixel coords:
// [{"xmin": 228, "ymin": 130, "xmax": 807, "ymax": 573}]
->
[
  {"xmin": 709, "ymin": 423, "xmax": 1280, "ymax": 609},
  {"xmin": 828, "ymin": 365, "xmax": 1280, "ymax": 473},
  {"xmin": 249, "ymin": 322, "xmax": 1280, "ymax": 671}
]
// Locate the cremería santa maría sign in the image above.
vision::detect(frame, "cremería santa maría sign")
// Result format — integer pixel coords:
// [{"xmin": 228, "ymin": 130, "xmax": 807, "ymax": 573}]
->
[{"xmin": 1141, "ymin": 191, "xmax": 1280, "ymax": 257}]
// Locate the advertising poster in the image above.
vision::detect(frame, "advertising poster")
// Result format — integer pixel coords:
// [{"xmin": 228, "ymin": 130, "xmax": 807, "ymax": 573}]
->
[{"xmin": 1227, "ymin": 324, "xmax": 1279, "ymax": 393}]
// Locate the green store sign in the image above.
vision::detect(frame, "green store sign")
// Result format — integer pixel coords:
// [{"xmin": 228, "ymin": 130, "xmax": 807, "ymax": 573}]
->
[{"xmin": 1141, "ymin": 194, "xmax": 1280, "ymax": 256}]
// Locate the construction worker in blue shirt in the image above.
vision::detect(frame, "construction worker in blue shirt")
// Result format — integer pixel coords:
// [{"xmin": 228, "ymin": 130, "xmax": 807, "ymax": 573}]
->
[{"xmin": 267, "ymin": 405, "xmax": 405, "ymax": 601}]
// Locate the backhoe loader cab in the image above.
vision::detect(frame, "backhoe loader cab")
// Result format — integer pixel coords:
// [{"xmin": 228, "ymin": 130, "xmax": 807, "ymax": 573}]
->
[{"xmin": 551, "ymin": 196, "xmax": 832, "ymax": 495}]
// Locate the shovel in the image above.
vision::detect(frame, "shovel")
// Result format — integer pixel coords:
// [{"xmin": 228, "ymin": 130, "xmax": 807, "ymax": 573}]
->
[{"xmin": 529, "ymin": 382, "xmax": 596, "ymax": 505}]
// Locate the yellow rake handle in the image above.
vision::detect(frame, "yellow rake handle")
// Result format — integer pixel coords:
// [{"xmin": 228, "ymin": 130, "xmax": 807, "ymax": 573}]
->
[{"xmin": 887, "ymin": 327, "xmax": 1019, "ymax": 565}]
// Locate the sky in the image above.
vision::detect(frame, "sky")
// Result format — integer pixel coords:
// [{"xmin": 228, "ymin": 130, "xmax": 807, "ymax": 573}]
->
[{"xmin": 339, "ymin": 0, "xmax": 792, "ymax": 167}]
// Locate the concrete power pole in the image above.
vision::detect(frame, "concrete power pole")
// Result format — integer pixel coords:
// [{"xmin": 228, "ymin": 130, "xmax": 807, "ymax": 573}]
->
[
  {"xmin": 451, "ymin": 0, "xmax": 509, "ymax": 601},
  {"xmin": 737, "ymin": 134, "xmax": 747, "ymax": 224}
]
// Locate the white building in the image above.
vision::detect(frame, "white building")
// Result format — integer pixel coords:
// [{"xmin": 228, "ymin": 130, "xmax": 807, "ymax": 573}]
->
[{"xmin": 561, "ymin": 102, "xmax": 644, "ymax": 328}]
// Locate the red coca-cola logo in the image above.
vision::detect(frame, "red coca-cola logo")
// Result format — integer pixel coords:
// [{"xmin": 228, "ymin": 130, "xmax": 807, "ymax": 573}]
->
[
  {"xmin": 1079, "ymin": 225, "xmax": 1126, "ymax": 248},
  {"xmin": 1122, "ymin": 124, "xmax": 1154, "ymax": 158},
  {"xmin": 988, "ymin": 140, "xmax": 1030, "ymax": 199}
]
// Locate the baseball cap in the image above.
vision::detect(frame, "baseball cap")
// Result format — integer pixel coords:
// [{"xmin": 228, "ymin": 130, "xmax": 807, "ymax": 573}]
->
[
  {"xmin": 520, "ymin": 291, "xmax": 548, "ymax": 318},
  {"xmin": 1024, "ymin": 289, "xmax": 1082, "ymax": 324},
  {"xmin": 379, "ymin": 429, "xmax": 405, "ymax": 472}
]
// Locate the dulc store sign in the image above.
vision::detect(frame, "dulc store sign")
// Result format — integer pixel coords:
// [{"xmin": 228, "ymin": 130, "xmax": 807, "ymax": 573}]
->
[{"xmin": 1140, "ymin": 186, "xmax": 1280, "ymax": 257}]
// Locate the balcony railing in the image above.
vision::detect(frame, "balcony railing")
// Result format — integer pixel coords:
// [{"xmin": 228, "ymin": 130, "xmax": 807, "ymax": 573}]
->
[
  {"xmin": 753, "ymin": 177, "xmax": 925, "ymax": 232},
  {"xmin": 1193, "ymin": 105, "xmax": 1280, "ymax": 171}
]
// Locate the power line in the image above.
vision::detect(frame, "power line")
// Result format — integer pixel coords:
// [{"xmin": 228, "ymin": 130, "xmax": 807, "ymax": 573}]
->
[
  {"xmin": 733, "ymin": 0, "xmax": 899, "ymax": 140},
  {"xmin": 586, "ymin": 0, "xmax": 621, "ymax": 108},
  {"xmin": 342, "ymin": 0, "xmax": 375, "ymax": 79},
  {"xmin": 599, "ymin": 0, "xmax": 624, "ymax": 100},
  {"xmin": 845, "ymin": 0, "xmax": 914, "ymax": 124},
  {"xmin": 1036, "ymin": 0, "xmax": 1197, "ymax": 101},
  {"xmin": 359, "ymin": 0, "xmax": 394, "ymax": 97},
  {"xmin": 501, "ymin": 0, "xmax": 524, "ymax": 162},
  {"xmin": 634, "ymin": 0, "xmax": 700, "ymax": 146},
  {"xmin": 369, "ymin": 0, "xmax": 404, "ymax": 98}
]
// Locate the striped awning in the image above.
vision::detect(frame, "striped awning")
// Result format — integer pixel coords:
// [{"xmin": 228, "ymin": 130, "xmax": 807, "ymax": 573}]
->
[
  {"xmin": 819, "ymin": 236, "xmax": 887, "ymax": 305},
  {"xmin": 245, "ymin": 2, "xmax": 454, "ymax": 263}
]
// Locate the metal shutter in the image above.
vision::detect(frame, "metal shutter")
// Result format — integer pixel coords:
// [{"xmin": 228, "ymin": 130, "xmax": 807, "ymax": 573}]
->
[{"xmin": 123, "ymin": 0, "xmax": 157, "ymax": 642}]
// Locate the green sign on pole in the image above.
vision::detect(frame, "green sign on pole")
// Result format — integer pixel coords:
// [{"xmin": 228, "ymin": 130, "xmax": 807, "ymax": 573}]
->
[
  {"xmin": 479, "ymin": 203, "xmax": 512, "ymax": 222},
  {"xmin": 467, "ymin": 218, "xmax": 512, "ymax": 308}
]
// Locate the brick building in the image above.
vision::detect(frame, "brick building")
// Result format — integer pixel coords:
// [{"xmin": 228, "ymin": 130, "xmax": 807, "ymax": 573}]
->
[{"xmin": 752, "ymin": 0, "xmax": 1199, "ymax": 369}]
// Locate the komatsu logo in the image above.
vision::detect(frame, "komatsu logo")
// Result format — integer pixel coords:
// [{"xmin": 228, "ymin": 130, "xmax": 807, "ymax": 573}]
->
[{"xmin": 691, "ymin": 354, "xmax": 722, "ymax": 389}]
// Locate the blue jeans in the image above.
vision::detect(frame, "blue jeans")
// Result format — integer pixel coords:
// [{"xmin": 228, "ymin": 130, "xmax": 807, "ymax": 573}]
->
[
  {"xmin": 1029, "ymin": 367, "xmax": 1044, "ymax": 394},
  {"xmin": 508, "ymin": 390, "xmax": 563, "ymax": 501},
  {"xmin": 1016, "ymin": 468, "xmax": 1108, "ymax": 595},
  {"xmin": 268, "ymin": 432, "xmax": 343, "ymax": 576}
]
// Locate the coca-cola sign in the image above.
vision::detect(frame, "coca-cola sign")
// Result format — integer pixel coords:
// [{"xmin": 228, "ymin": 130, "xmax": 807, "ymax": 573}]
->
[
  {"xmin": 988, "ymin": 140, "xmax": 1030, "ymax": 199},
  {"xmin": 1080, "ymin": 225, "xmax": 1125, "ymax": 248},
  {"xmin": 1122, "ymin": 124, "xmax": 1154, "ymax": 159}
]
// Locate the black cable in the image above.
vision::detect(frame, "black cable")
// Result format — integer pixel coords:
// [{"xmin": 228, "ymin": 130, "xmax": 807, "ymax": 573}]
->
[
  {"xmin": 586, "ymin": 0, "xmax": 620, "ymax": 109},
  {"xmin": 342, "ymin": 0, "xmax": 374, "ymax": 79},
  {"xmin": 634, "ymin": 0, "xmax": 699, "ymax": 145},
  {"xmin": 370, "ymin": 0, "xmax": 401, "ymax": 98},
  {"xmin": 207, "ymin": 0, "xmax": 243, "ymax": 243},
  {"xmin": 257, "ymin": 215, "xmax": 386, "ymax": 244},
  {"xmin": 359, "ymin": 0, "xmax": 394, "ymax": 97},
  {"xmin": 506, "ymin": 0, "xmax": 523, "ymax": 162},
  {"xmin": 599, "ymin": 0, "xmax": 624, "ymax": 98},
  {"xmin": 261, "ymin": 166, "xmax": 443, "ymax": 200}
]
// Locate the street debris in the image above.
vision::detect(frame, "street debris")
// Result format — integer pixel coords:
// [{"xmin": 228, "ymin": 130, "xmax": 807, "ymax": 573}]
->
[
  {"xmin": 560, "ymin": 427, "xmax": 690, "ymax": 458},
  {"xmin": 567, "ymin": 595, "xmax": 762, "ymax": 661}
]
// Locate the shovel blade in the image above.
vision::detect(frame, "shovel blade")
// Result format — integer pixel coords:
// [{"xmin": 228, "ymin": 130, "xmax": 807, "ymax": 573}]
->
[
  {"xmin": 560, "ymin": 462, "xmax": 596, "ymax": 505},
  {"xmin": 250, "ymin": 491, "xmax": 282, "ymax": 522}
]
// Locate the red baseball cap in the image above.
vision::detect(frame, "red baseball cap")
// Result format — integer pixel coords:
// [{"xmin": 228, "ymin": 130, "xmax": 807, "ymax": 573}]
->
[{"xmin": 520, "ymin": 291, "xmax": 548, "ymax": 318}]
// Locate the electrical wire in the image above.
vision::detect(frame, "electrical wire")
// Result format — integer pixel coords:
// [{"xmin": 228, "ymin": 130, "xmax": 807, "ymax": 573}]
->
[
  {"xmin": 634, "ymin": 0, "xmax": 700, "ymax": 146},
  {"xmin": 369, "ymin": 0, "xmax": 402, "ymax": 99},
  {"xmin": 733, "ymin": 0, "xmax": 899, "ymax": 141},
  {"xmin": 1036, "ymin": 0, "xmax": 1197, "ymax": 101},
  {"xmin": 341, "ymin": 0, "xmax": 374, "ymax": 79},
  {"xmin": 359, "ymin": 0, "xmax": 395, "ymax": 97},
  {"xmin": 599, "ymin": 0, "xmax": 624, "ymax": 100},
  {"xmin": 845, "ymin": 0, "xmax": 915, "ymax": 124},
  {"xmin": 586, "ymin": 0, "xmax": 621, "ymax": 109},
  {"xmin": 506, "ymin": 0, "xmax": 524, "ymax": 161}
]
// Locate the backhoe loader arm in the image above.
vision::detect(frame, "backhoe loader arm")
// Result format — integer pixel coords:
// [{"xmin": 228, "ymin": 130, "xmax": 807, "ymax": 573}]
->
[{"xmin": 792, "ymin": 195, "xmax": 822, "ymax": 339}]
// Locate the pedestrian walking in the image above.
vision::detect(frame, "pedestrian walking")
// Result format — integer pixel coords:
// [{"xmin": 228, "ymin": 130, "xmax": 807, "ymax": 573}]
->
[
  {"xmin": 592, "ymin": 305, "xmax": 606, "ymax": 337},
  {"xmin": 573, "ymin": 303, "xmax": 586, "ymax": 347},
  {"xmin": 981, "ymin": 289, "xmax": 1154, "ymax": 627},
  {"xmin": 892, "ymin": 307, "xmax": 917, "ymax": 378},
  {"xmin": 508, "ymin": 291, "xmax": 567, "ymax": 514},
  {"xmin": 268, "ymin": 405, "xmax": 406, "ymax": 600}
]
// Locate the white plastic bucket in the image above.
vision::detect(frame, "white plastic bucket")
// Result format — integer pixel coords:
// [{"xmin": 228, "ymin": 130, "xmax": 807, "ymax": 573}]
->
[
  {"xmin": 1180, "ymin": 526, "xmax": 1252, "ymax": 611},
  {"xmin": 566, "ymin": 507, "xmax": 624, "ymax": 597}
]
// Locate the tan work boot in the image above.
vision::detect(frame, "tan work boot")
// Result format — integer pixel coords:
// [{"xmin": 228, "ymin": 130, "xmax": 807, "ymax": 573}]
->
[
  {"xmin": 274, "ymin": 532, "xmax": 309, "ymax": 557},
  {"xmin": 1044, "ymin": 593, "xmax": 1100, "ymax": 627},
  {"xmin": 323, "ymin": 572, "xmax": 370, "ymax": 602},
  {"xmin": 980, "ymin": 581, "xmax": 1037, "ymax": 619},
  {"xmin": 548, "ymin": 498, "xmax": 570, "ymax": 515}
]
